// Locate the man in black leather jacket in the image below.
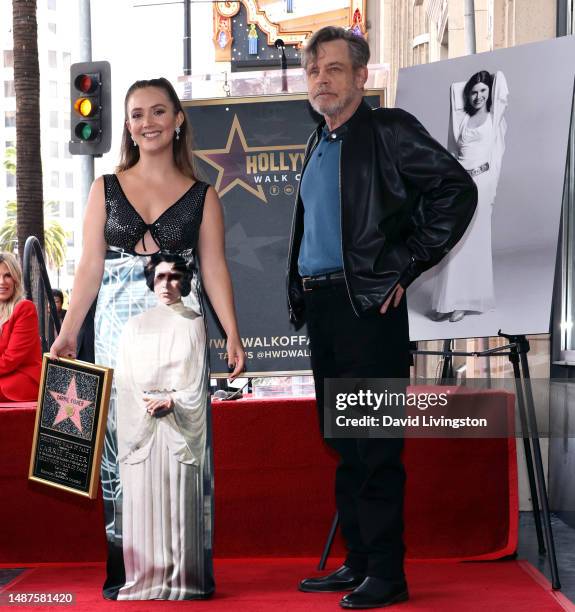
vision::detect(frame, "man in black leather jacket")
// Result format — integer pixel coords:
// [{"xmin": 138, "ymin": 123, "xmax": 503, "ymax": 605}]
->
[{"xmin": 287, "ymin": 27, "xmax": 477, "ymax": 609}]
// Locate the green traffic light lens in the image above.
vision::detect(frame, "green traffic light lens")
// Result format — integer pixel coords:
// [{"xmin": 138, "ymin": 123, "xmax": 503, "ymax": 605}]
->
[
  {"xmin": 81, "ymin": 124, "xmax": 93, "ymax": 140},
  {"xmin": 75, "ymin": 122, "xmax": 96, "ymax": 141}
]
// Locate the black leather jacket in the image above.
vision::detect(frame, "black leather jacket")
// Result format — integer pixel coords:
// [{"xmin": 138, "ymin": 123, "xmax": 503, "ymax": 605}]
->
[{"xmin": 287, "ymin": 101, "xmax": 478, "ymax": 328}]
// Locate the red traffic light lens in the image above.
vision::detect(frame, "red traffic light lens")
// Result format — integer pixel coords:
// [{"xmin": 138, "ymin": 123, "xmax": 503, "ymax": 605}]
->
[
  {"xmin": 74, "ymin": 73, "xmax": 97, "ymax": 93},
  {"xmin": 80, "ymin": 75, "xmax": 92, "ymax": 92}
]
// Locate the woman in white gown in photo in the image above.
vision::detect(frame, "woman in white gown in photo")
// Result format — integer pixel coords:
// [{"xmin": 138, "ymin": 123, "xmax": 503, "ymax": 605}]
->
[
  {"xmin": 431, "ymin": 70, "xmax": 508, "ymax": 322},
  {"xmin": 115, "ymin": 254, "xmax": 208, "ymax": 600}
]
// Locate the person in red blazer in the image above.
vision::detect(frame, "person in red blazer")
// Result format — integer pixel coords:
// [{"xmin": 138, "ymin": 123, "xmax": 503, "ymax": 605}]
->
[{"xmin": 0, "ymin": 252, "xmax": 41, "ymax": 402}]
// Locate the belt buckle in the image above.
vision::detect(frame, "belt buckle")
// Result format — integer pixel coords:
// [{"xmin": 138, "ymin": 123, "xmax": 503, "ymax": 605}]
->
[{"xmin": 302, "ymin": 275, "xmax": 322, "ymax": 292}]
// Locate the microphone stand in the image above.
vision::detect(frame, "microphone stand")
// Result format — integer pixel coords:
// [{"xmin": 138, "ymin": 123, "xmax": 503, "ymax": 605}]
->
[{"xmin": 275, "ymin": 39, "xmax": 288, "ymax": 93}]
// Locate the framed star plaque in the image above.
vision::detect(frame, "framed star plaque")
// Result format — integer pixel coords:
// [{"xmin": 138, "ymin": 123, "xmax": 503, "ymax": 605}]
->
[{"xmin": 28, "ymin": 355, "xmax": 113, "ymax": 499}]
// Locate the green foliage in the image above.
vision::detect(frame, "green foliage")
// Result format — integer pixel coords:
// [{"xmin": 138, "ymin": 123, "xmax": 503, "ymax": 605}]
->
[
  {"xmin": 0, "ymin": 201, "xmax": 68, "ymax": 270},
  {"xmin": 3, "ymin": 146, "xmax": 16, "ymax": 174},
  {"xmin": 2, "ymin": 146, "xmax": 68, "ymax": 269}
]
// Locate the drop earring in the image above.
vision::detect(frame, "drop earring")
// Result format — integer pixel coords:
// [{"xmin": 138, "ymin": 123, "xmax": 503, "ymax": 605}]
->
[
  {"xmin": 131, "ymin": 136, "xmax": 137, "ymax": 147},
  {"xmin": 175, "ymin": 126, "xmax": 181, "ymax": 141}
]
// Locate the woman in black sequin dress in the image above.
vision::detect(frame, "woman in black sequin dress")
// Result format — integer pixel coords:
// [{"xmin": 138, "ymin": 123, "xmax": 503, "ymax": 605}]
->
[{"xmin": 50, "ymin": 78, "xmax": 245, "ymax": 600}]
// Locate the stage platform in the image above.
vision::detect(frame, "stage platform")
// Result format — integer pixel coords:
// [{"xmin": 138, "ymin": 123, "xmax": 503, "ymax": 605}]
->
[{"xmin": 0, "ymin": 393, "xmax": 517, "ymax": 563}]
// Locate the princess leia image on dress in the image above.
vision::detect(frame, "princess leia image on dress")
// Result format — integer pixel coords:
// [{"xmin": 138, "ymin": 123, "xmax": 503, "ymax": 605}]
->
[
  {"xmin": 430, "ymin": 70, "xmax": 508, "ymax": 323},
  {"xmin": 114, "ymin": 253, "xmax": 210, "ymax": 600}
]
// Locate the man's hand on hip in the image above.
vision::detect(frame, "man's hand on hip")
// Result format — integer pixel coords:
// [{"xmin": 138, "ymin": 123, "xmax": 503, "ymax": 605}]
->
[{"xmin": 380, "ymin": 284, "xmax": 405, "ymax": 314}]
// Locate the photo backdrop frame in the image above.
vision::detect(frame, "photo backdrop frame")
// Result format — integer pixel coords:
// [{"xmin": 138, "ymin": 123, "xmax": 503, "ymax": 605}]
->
[{"xmin": 396, "ymin": 36, "xmax": 575, "ymax": 341}]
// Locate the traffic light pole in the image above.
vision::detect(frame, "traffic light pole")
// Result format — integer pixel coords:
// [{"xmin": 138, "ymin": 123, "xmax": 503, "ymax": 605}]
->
[
  {"xmin": 183, "ymin": 0, "xmax": 191, "ymax": 77},
  {"xmin": 78, "ymin": 0, "xmax": 94, "ymax": 218},
  {"xmin": 183, "ymin": 0, "xmax": 192, "ymax": 99}
]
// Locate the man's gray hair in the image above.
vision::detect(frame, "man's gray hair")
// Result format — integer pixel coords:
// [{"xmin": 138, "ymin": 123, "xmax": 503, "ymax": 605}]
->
[{"xmin": 301, "ymin": 26, "xmax": 370, "ymax": 71}]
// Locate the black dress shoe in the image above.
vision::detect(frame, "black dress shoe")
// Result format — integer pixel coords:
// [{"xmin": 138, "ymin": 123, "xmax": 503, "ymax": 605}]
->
[
  {"xmin": 299, "ymin": 565, "xmax": 365, "ymax": 593},
  {"xmin": 339, "ymin": 577, "xmax": 408, "ymax": 609}
]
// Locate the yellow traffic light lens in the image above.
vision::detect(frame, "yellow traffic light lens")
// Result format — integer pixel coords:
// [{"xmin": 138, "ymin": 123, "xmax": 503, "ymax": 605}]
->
[
  {"xmin": 80, "ymin": 99, "xmax": 92, "ymax": 116},
  {"xmin": 74, "ymin": 98, "xmax": 94, "ymax": 117}
]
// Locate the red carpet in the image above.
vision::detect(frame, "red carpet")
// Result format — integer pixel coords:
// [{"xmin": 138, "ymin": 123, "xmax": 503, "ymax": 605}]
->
[
  {"xmin": 0, "ymin": 559, "xmax": 571, "ymax": 611},
  {"xmin": 0, "ymin": 394, "xmax": 517, "ymax": 562}
]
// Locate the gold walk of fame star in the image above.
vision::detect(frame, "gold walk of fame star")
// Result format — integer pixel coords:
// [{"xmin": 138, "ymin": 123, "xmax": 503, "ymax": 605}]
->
[{"xmin": 194, "ymin": 114, "xmax": 305, "ymax": 204}]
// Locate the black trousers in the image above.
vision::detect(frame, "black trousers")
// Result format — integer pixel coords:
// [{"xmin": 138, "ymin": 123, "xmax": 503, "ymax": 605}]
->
[{"xmin": 304, "ymin": 283, "xmax": 410, "ymax": 580}]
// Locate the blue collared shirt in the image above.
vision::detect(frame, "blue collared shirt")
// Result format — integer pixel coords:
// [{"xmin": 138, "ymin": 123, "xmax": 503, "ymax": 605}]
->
[{"xmin": 298, "ymin": 127, "xmax": 343, "ymax": 277}]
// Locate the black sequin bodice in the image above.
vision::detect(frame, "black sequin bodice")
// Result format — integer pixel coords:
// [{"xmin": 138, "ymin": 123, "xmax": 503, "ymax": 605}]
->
[{"xmin": 103, "ymin": 174, "xmax": 208, "ymax": 253}]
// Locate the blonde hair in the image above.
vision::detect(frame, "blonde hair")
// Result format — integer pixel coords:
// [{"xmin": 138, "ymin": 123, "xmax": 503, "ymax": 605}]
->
[{"xmin": 0, "ymin": 252, "xmax": 24, "ymax": 327}]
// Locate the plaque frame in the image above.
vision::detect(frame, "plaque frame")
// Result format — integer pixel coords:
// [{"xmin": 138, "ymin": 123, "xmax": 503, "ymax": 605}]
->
[{"xmin": 28, "ymin": 355, "xmax": 113, "ymax": 499}]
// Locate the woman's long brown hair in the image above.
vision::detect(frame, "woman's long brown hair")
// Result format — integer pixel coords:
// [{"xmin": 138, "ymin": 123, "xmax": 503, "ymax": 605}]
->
[{"xmin": 116, "ymin": 77, "xmax": 198, "ymax": 180}]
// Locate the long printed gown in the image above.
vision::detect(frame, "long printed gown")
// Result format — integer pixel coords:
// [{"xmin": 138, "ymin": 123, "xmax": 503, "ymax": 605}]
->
[
  {"xmin": 96, "ymin": 174, "xmax": 214, "ymax": 600},
  {"xmin": 432, "ymin": 71, "xmax": 508, "ymax": 315}
]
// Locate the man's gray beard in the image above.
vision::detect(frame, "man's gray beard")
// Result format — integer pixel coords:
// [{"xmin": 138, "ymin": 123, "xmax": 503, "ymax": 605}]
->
[{"xmin": 310, "ymin": 90, "xmax": 357, "ymax": 120}]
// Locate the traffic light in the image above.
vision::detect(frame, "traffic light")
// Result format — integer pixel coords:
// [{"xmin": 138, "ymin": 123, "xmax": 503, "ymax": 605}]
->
[{"xmin": 69, "ymin": 61, "xmax": 111, "ymax": 156}]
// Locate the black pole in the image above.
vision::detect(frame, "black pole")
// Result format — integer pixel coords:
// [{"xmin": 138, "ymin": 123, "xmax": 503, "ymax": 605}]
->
[
  {"xmin": 281, "ymin": 47, "xmax": 288, "ymax": 92},
  {"xmin": 518, "ymin": 343, "xmax": 561, "ymax": 589},
  {"xmin": 318, "ymin": 512, "xmax": 339, "ymax": 570},
  {"xmin": 440, "ymin": 339, "xmax": 453, "ymax": 382},
  {"xmin": 183, "ymin": 0, "xmax": 191, "ymax": 75},
  {"xmin": 275, "ymin": 39, "xmax": 288, "ymax": 92},
  {"xmin": 556, "ymin": 0, "xmax": 569, "ymax": 37},
  {"xmin": 506, "ymin": 338, "xmax": 546, "ymax": 554}
]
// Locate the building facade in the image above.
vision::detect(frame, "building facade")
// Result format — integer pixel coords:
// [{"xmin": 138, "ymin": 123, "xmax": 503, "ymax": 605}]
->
[
  {"xmin": 381, "ymin": 0, "xmax": 557, "ymax": 104},
  {"xmin": 1, "ymin": 0, "xmax": 81, "ymax": 293}
]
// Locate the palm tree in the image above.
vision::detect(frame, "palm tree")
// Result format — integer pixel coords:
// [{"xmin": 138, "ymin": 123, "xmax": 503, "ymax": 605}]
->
[
  {"xmin": 0, "ymin": 201, "xmax": 67, "ymax": 270},
  {"xmin": 12, "ymin": 0, "xmax": 44, "ymax": 255}
]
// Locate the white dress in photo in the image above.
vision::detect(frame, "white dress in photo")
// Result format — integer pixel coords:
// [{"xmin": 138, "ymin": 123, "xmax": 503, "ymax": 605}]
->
[
  {"xmin": 432, "ymin": 72, "xmax": 508, "ymax": 315},
  {"xmin": 115, "ymin": 302, "xmax": 209, "ymax": 600}
]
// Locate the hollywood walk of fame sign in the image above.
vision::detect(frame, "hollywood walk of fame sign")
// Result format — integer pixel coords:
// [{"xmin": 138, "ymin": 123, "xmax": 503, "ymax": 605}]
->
[
  {"xmin": 186, "ymin": 92, "xmax": 383, "ymax": 376},
  {"xmin": 29, "ymin": 356, "xmax": 113, "ymax": 498}
]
